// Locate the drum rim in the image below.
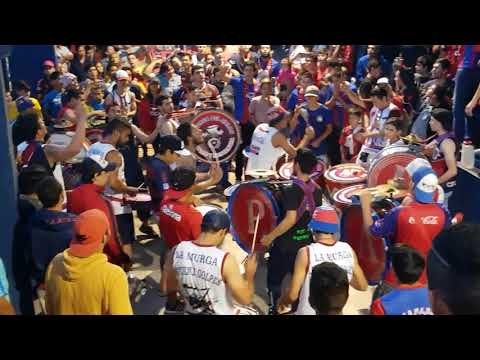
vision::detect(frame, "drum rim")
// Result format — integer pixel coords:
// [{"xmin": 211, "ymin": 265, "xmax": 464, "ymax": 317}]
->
[
  {"xmin": 367, "ymin": 152, "xmax": 425, "ymax": 187},
  {"xmin": 332, "ymin": 184, "xmax": 366, "ymax": 203},
  {"xmin": 227, "ymin": 182, "xmax": 281, "ymax": 253},
  {"xmin": 191, "ymin": 109, "xmax": 242, "ymax": 164},
  {"xmin": 324, "ymin": 164, "xmax": 367, "ymax": 182}
]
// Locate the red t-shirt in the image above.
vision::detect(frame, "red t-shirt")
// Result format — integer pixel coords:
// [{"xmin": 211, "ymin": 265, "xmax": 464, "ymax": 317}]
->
[
  {"xmin": 339, "ymin": 125, "xmax": 364, "ymax": 161},
  {"xmin": 158, "ymin": 194, "xmax": 202, "ymax": 249},
  {"xmin": 66, "ymin": 183, "xmax": 126, "ymax": 266},
  {"xmin": 137, "ymin": 98, "xmax": 157, "ymax": 134}
]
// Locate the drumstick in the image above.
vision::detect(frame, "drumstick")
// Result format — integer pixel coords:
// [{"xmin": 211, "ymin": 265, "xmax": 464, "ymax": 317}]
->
[
  {"xmin": 136, "ymin": 182, "xmax": 145, "ymax": 191},
  {"xmin": 251, "ymin": 213, "xmax": 261, "ymax": 253}
]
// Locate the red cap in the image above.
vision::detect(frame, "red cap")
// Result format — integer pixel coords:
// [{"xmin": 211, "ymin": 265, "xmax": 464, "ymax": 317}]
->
[
  {"xmin": 69, "ymin": 209, "xmax": 110, "ymax": 258},
  {"xmin": 43, "ymin": 59, "xmax": 55, "ymax": 68}
]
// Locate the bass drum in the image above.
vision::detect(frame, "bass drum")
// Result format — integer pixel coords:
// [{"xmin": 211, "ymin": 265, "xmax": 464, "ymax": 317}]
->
[
  {"xmin": 192, "ymin": 109, "xmax": 241, "ymax": 164},
  {"xmin": 324, "ymin": 164, "xmax": 367, "ymax": 199},
  {"xmin": 340, "ymin": 197, "xmax": 399, "ymax": 285},
  {"xmin": 331, "ymin": 184, "xmax": 366, "ymax": 213},
  {"xmin": 367, "ymin": 144, "xmax": 424, "ymax": 187},
  {"xmin": 228, "ymin": 181, "xmax": 288, "ymax": 253}
]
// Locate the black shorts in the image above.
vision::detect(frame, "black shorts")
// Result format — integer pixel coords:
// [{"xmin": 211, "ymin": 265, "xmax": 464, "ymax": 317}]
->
[{"xmin": 116, "ymin": 213, "xmax": 136, "ymax": 245}]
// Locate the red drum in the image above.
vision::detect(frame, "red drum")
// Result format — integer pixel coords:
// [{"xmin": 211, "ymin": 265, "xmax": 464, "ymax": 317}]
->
[
  {"xmin": 278, "ymin": 159, "xmax": 327, "ymax": 188},
  {"xmin": 227, "ymin": 181, "xmax": 287, "ymax": 253},
  {"xmin": 48, "ymin": 132, "xmax": 90, "ymax": 164},
  {"xmin": 332, "ymin": 184, "xmax": 366, "ymax": 212},
  {"xmin": 324, "ymin": 164, "xmax": 367, "ymax": 198},
  {"xmin": 368, "ymin": 145, "xmax": 424, "ymax": 187},
  {"xmin": 341, "ymin": 198, "xmax": 398, "ymax": 284}
]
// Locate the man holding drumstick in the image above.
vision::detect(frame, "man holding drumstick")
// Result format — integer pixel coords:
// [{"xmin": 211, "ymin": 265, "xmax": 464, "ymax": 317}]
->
[
  {"xmin": 164, "ymin": 208, "xmax": 259, "ymax": 315},
  {"xmin": 260, "ymin": 148, "xmax": 323, "ymax": 314}
]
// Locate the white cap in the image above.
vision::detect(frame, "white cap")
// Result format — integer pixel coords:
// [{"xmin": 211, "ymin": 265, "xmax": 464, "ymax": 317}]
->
[
  {"xmin": 376, "ymin": 77, "xmax": 390, "ymax": 85},
  {"xmin": 115, "ymin": 70, "xmax": 129, "ymax": 81}
]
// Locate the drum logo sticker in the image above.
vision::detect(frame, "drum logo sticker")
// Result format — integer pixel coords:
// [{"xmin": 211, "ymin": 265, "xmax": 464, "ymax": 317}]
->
[{"xmin": 192, "ymin": 110, "xmax": 241, "ymax": 163}]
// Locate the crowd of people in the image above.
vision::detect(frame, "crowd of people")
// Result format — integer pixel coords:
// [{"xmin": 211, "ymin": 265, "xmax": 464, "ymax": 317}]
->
[{"xmin": 3, "ymin": 44, "xmax": 480, "ymax": 315}]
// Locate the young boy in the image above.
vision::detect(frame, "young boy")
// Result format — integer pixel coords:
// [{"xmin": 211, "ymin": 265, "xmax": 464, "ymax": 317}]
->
[
  {"xmin": 339, "ymin": 107, "xmax": 365, "ymax": 162},
  {"xmin": 383, "ymin": 117, "xmax": 405, "ymax": 147}
]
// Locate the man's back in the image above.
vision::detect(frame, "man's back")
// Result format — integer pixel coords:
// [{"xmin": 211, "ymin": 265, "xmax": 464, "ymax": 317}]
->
[{"xmin": 45, "ymin": 250, "xmax": 132, "ymax": 315}]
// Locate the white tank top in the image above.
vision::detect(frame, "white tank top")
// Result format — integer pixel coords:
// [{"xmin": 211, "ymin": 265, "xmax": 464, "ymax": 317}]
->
[
  {"xmin": 246, "ymin": 124, "xmax": 285, "ymax": 171},
  {"xmin": 87, "ymin": 142, "xmax": 131, "ymax": 215},
  {"xmin": 296, "ymin": 241, "xmax": 355, "ymax": 315},
  {"xmin": 173, "ymin": 241, "xmax": 236, "ymax": 315},
  {"xmin": 111, "ymin": 89, "xmax": 133, "ymax": 112}
]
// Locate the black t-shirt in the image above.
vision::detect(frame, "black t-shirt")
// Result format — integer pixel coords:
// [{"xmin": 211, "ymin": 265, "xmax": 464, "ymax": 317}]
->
[{"xmin": 274, "ymin": 183, "xmax": 323, "ymax": 254}]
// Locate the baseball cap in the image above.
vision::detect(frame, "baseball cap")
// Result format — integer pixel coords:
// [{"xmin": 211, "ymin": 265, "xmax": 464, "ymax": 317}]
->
[
  {"xmin": 43, "ymin": 59, "xmax": 55, "ymax": 68},
  {"xmin": 309, "ymin": 204, "xmax": 340, "ymax": 234},
  {"xmin": 166, "ymin": 166, "xmax": 196, "ymax": 199},
  {"xmin": 411, "ymin": 166, "xmax": 438, "ymax": 204},
  {"xmin": 69, "ymin": 209, "xmax": 110, "ymax": 258},
  {"xmin": 16, "ymin": 97, "xmax": 35, "ymax": 113},
  {"xmin": 304, "ymin": 85, "xmax": 320, "ymax": 98},
  {"xmin": 115, "ymin": 70, "xmax": 130, "ymax": 81},
  {"xmin": 82, "ymin": 155, "xmax": 117, "ymax": 175},
  {"xmin": 267, "ymin": 105, "xmax": 288, "ymax": 123},
  {"xmin": 158, "ymin": 135, "xmax": 191, "ymax": 156},
  {"xmin": 405, "ymin": 158, "xmax": 432, "ymax": 178},
  {"xmin": 376, "ymin": 77, "xmax": 390, "ymax": 85}
]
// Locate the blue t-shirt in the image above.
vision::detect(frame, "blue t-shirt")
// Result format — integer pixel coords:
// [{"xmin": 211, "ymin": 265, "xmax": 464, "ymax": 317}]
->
[
  {"xmin": 257, "ymin": 57, "xmax": 280, "ymax": 77},
  {"xmin": 229, "ymin": 76, "xmax": 256, "ymax": 123},
  {"xmin": 287, "ymin": 88, "xmax": 303, "ymax": 112},
  {"xmin": 0, "ymin": 258, "xmax": 9, "ymax": 301},
  {"xmin": 145, "ymin": 157, "xmax": 171, "ymax": 209},
  {"xmin": 355, "ymin": 55, "xmax": 391, "ymax": 81},
  {"xmin": 292, "ymin": 105, "xmax": 332, "ymax": 156},
  {"xmin": 42, "ymin": 90, "xmax": 63, "ymax": 119},
  {"xmin": 379, "ymin": 287, "xmax": 432, "ymax": 315},
  {"xmin": 89, "ymin": 100, "xmax": 105, "ymax": 111}
]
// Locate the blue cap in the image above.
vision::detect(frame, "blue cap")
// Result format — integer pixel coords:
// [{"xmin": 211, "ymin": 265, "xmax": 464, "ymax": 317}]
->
[
  {"xmin": 16, "ymin": 97, "xmax": 35, "ymax": 113},
  {"xmin": 411, "ymin": 166, "xmax": 438, "ymax": 204}
]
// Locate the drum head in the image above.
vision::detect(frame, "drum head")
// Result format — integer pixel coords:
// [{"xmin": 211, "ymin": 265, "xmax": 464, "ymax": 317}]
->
[
  {"xmin": 332, "ymin": 184, "xmax": 366, "ymax": 208},
  {"xmin": 126, "ymin": 193, "xmax": 152, "ymax": 203},
  {"xmin": 192, "ymin": 110, "xmax": 241, "ymax": 164},
  {"xmin": 340, "ymin": 206, "xmax": 387, "ymax": 285},
  {"xmin": 196, "ymin": 204, "xmax": 222, "ymax": 217},
  {"xmin": 228, "ymin": 183, "xmax": 280, "ymax": 253},
  {"xmin": 368, "ymin": 146, "xmax": 421, "ymax": 187},
  {"xmin": 325, "ymin": 164, "xmax": 367, "ymax": 183}
]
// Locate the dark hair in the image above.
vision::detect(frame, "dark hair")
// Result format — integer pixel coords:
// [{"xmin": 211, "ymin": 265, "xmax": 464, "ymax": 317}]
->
[
  {"xmin": 416, "ymin": 55, "xmax": 431, "ymax": 69},
  {"xmin": 309, "ymin": 262, "xmax": 349, "ymax": 315},
  {"xmin": 180, "ymin": 52, "xmax": 192, "ymax": 60},
  {"xmin": 385, "ymin": 117, "xmax": 405, "ymax": 135},
  {"xmin": 170, "ymin": 166, "xmax": 196, "ymax": 191},
  {"xmin": 35, "ymin": 176, "xmax": 63, "ymax": 208},
  {"xmin": 176, "ymin": 122, "xmax": 193, "ymax": 144},
  {"xmin": 159, "ymin": 63, "xmax": 171, "ymax": 74},
  {"xmin": 243, "ymin": 60, "xmax": 256, "ymax": 71},
  {"xmin": 358, "ymin": 79, "xmax": 373, "ymax": 98},
  {"xmin": 367, "ymin": 59, "xmax": 381, "ymax": 71},
  {"xmin": 13, "ymin": 80, "xmax": 31, "ymax": 93},
  {"xmin": 370, "ymin": 86, "xmax": 388, "ymax": 99},
  {"xmin": 103, "ymin": 117, "xmax": 131, "ymax": 137},
  {"xmin": 431, "ymin": 85, "xmax": 452, "ymax": 109},
  {"xmin": 327, "ymin": 59, "xmax": 342, "ymax": 69},
  {"xmin": 436, "ymin": 58, "xmax": 451, "ymax": 72},
  {"xmin": 61, "ymin": 89, "xmax": 81, "ymax": 106},
  {"xmin": 431, "ymin": 108, "xmax": 453, "ymax": 131},
  {"xmin": 80, "ymin": 161, "xmax": 101, "ymax": 184},
  {"xmin": 201, "ymin": 209, "xmax": 231, "ymax": 234},
  {"xmin": 18, "ymin": 165, "xmax": 50, "ymax": 195},
  {"xmin": 300, "ymin": 71, "xmax": 314, "ymax": 81},
  {"xmin": 191, "ymin": 64, "xmax": 205, "ymax": 75},
  {"xmin": 389, "ymin": 245, "xmax": 425, "ymax": 284},
  {"xmin": 294, "ymin": 148, "xmax": 317, "ymax": 175},
  {"xmin": 13, "ymin": 112, "xmax": 41, "ymax": 143},
  {"xmin": 397, "ymin": 67, "xmax": 415, "ymax": 90},
  {"xmin": 427, "ymin": 223, "xmax": 480, "ymax": 314},
  {"xmin": 156, "ymin": 95, "xmax": 171, "ymax": 107},
  {"xmin": 49, "ymin": 71, "xmax": 61, "ymax": 81}
]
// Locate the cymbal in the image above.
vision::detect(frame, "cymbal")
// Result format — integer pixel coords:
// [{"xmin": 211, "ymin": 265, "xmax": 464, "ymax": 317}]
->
[{"xmin": 245, "ymin": 169, "xmax": 277, "ymax": 178}]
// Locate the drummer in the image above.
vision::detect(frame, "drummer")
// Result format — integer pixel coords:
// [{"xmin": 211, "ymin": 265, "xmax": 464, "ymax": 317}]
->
[
  {"xmin": 164, "ymin": 208, "xmax": 259, "ymax": 315},
  {"xmin": 277, "ymin": 204, "xmax": 368, "ymax": 315},
  {"xmin": 244, "ymin": 106, "xmax": 315, "ymax": 173},
  {"xmin": 422, "ymin": 108, "xmax": 457, "ymax": 209},
  {"xmin": 356, "ymin": 86, "xmax": 402, "ymax": 169},
  {"xmin": 358, "ymin": 165, "xmax": 450, "ymax": 289},
  {"xmin": 259, "ymin": 148, "xmax": 323, "ymax": 314}
]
